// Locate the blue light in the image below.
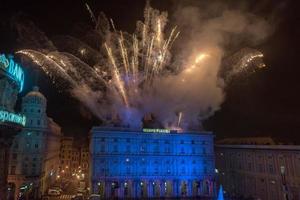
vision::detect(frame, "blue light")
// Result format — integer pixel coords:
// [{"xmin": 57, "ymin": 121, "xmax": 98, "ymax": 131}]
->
[
  {"xmin": 0, "ymin": 54, "xmax": 25, "ymax": 92},
  {"xmin": 0, "ymin": 110, "xmax": 26, "ymax": 126},
  {"xmin": 217, "ymin": 185, "xmax": 224, "ymax": 200}
]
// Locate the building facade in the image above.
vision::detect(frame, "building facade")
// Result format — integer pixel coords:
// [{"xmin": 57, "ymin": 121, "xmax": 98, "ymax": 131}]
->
[
  {"xmin": 0, "ymin": 54, "xmax": 25, "ymax": 200},
  {"xmin": 90, "ymin": 127, "xmax": 215, "ymax": 199},
  {"xmin": 215, "ymin": 138, "xmax": 300, "ymax": 200},
  {"xmin": 7, "ymin": 86, "xmax": 61, "ymax": 199},
  {"xmin": 60, "ymin": 137, "xmax": 81, "ymax": 177},
  {"xmin": 80, "ymin": 146, "xmax": 89, "ymax": 179}
]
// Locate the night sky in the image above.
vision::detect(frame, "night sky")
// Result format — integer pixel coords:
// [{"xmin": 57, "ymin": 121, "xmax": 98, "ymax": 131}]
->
[{"xmin": 0, "ymin": 0, "xmax": 299, "ymax": 142}]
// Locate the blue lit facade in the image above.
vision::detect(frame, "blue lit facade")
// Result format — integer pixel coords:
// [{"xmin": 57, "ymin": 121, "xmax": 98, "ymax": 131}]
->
[{"xmin": 90, "ymin": 127, "xmax": 215, "ymax": 198}]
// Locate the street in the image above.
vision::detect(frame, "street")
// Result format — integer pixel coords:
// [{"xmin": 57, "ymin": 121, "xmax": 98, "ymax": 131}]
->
[{"xmin": 47, "ymin": 179, "xmax": 78, "ymax": 200}]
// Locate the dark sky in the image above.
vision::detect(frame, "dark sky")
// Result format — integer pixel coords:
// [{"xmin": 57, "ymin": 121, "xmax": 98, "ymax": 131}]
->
[{"xmin": 0, "ymin": 0, "xmax": 299, "ymax": 142}]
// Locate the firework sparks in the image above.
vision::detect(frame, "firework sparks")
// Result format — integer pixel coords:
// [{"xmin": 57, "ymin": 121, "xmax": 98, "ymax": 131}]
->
[{"xmin": 16, "ymin": 2, "xmax": 267, "ymax": 129}]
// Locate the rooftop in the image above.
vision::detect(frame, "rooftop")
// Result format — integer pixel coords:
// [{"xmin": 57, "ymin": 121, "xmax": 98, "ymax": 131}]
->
[{"xmin": 91, "ymin": 126, "xmax": 213, "ymax": 135}]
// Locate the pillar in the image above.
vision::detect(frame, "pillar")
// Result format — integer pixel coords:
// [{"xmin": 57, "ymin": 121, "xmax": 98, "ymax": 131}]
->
[
  {"xmin": 119, "ymin": 180, "xmax": 124, "ymax": 198},
  {"xmin": 173, "ymin": 179, "xmax": 179, "ymax": 197},
  {"xmin": 148, "ymin": 180, "xmax": 153, "ymax": 198}
]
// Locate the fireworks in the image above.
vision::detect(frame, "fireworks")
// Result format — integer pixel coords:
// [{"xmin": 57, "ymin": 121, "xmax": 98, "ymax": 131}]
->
[{"xmin": 16, "ymin": 2, "xmax": 266, "ymax": 130}]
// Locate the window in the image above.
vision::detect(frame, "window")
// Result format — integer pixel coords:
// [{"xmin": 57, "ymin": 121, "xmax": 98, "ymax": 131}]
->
[
  {"xmin": 203, "ymin": 148, "xmax": 206, "ymax": 154},
  {"xmin": 165, "ymin": 140, "xmax": 170, "ymax": 144},
  {"xmin": 154, "ymin": 145, "xmax": 160, "ymax": 153},
  {"xmin": 181, "ymin": 167, "xmax": 186, "ymax": 174},
  {"xmin": 191, "ymin": 140, "xmax": 195, "ymax": 144},
  {"xmin": 100, "ymin": 145, "xmax": 105, "ymax": 152},
  {"xmin": 165, "ymin": 147, "xmax": 171, "ymax": 153},
  {"xmin": 101, "ymin": 138, "xmax": 105, "ymax": 142},
  {"xmin": 258, "ymin": 164, "xmax": 264, "ymax": 172},
  {"xmin": 126, "ymin": 167, "xmax": 131, "ymax": 174},
  {"xmin": 37, "ymin": 120, "xmax": 40, "ymax": 125},
  {"xmin": 248, "ymin": 163, "xmax": 252, "ymax": 171},
  {"xmin": 192, "ymin": 148, "xmax": 196, "ymax": 154},
  {"xmin": 12, "ymin": 153, "xmax": 17, "ymax": 159},
  {"xmin": 141, "ymin": 158, "xmax": 146, "ymax": 164},
  {"xmin": 126, "ymin": 138, "xmax": 130, "ymax": 143},
  {"xmin": 140, "ymin": 146, "xmax": 146, "ymax": 153},
  {"xmin": 192, "ymin": 168, "xmax": 196, "ymax": 174},
  {"xmin": 126, "ymin": 145, "xmax": 131, "ymax": 153},
  {"xmin": 113, "ymin": 138, "xmax": 118, "ymax": 142},
  {"xmin": 269, "ymin": 164, "xmax": 274, "ymax": 174},
  {"xmin": 38, "ymin": 109, "xmax": 41, "ymax": 113},
  {"xmin": 180, "ymin": 148, "xmax": 185, "ymax": 154},
  {"xmin": 180, "ymin": 140, "xmax": 184, "ymax": 144},
  {"xmin": 35, "ymin": 144, "xmax": 39, "ymax": 148},
  {"xmin": 11, "ymin": 166, "xmax": 16, "ymax": 175},
  {"xmin": 113, "ymin": 145, "xmax": 118, "ymax": 152}
]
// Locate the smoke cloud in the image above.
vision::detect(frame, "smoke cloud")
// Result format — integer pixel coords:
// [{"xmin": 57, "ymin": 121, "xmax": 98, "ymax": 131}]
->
[{"xmin": 14, "ymin": 1, "xmax": 272, "ymax": 130}]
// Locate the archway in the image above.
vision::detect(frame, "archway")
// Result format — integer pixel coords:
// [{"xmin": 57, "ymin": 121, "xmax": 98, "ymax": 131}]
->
[{"xmin": 180, "ymin": 181, "xmax": 187, "ymax": 196}]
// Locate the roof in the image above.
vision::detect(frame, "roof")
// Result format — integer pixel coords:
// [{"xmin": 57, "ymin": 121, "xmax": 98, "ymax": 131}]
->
[
  {"xmin": 91, "ymin": 126, "xmax": 213, "ymax": 135},
  {"xmin": 216, "ymin": 137, "xmax": 276, "ymax": 145},
  {"xmin": 25, "ymin": 86, "xmax": 46, "ymax": 100},
  {"xmin": 215, "ymin": 144, "xmax": 300, "ymax": 151}
]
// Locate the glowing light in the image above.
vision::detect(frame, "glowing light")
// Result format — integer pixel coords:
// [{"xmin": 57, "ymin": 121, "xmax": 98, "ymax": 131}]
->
[
  {"xmin": 0, "ymin": 110, "xmax": 26, "ymax": 126},
  {"xmin": 177, "ymin": 112, "xmax": 182, "ymax": 127},
  {"xmin": 80, "ymin": 48, "xmax": 86, "ymax": 56},
  {"xmin": 0, "ymin": 54, "xmax": 25, "ymax": 92},
  {"xmin": 142, "ymin": 128, "xmax": 170, "ymax": 133},
  {"xmin": 195, "ymin": 53, "xmax": 210, "ymax": 63}
]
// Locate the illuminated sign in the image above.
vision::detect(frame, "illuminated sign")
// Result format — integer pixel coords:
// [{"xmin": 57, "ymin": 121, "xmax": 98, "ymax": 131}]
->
[
  {"xmin": 142, "ymin": 128, "xmax": 170, "ymax": 133},
  {"xmin": 0, "ymin": 54, "xmax": 24, "ymax": 92},
  {"xmin": 0, "ymin": 110, "xmax": 26, "ymax": 126}
]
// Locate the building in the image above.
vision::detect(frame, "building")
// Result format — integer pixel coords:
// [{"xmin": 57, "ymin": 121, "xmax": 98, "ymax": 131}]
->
[
  {"xmin": 60, "ymin": 137, "xmax": 81, "ymax": 176},
  {"xmin": 80, "ymin": 145, "xmax": 89, "ymax": 178},
  {"xmin": 0, "ymin": 54, "xmax": 26, "ymax": 199},
  {"xmin": 90, "ymin": 127, "xmax": 215, "ymax": 199},
  {"xmin": 215, "ymin": 137, "xmax": 300, "ymax": 200},
  {"xmin": 7, "ymin": 86, "xmax": 62, "ymax": 199}
]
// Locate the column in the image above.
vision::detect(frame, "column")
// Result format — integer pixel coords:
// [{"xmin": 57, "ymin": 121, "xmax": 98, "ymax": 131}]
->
[
  {"xmin": 187, "ymin": 180, "xmax": 192, "ymax": 197},
  {"xmin": 173, "ymin": 179, "xmax": 179, "ymax": 197},
  {"xmin": 134, "ymin": 180, "xmax": 140, "ymax": 198},
  {"xmin": 119, "ymin": 180, "xmax": 124, "ymax": 198},
  {"xmin": 105, "ymin": 180, "xmax": 110, "ymax": 199},
  {"xmin": 161, "ymin": 180, "xmax": 164, "ymax": 197},
  {"xmin": 148, "ymin": 180, "xmax": 153, "ymax": 198}
]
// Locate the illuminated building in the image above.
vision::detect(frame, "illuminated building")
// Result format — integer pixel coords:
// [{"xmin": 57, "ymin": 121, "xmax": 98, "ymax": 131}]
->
[
  {"xmin": 80, "ymin": 145, "xmax": 89, "ymax": 180},
  {"xmin": 90, "ymin": 127, "xmax": 215, "ymax": 198},
  {"xmin": 59, "ymin": 137, "xmax": 80, "ymax": 176},
  {"xmin": 0, "ymin": 54, "xmax": 25, "ymax": 200},
  {"xmin": 7, "ymin": 86, "xmax": 61, "ymax": 199},
  {"xmin": 215, "ymin": 137, "xmax": 300, "ymax": 200}
]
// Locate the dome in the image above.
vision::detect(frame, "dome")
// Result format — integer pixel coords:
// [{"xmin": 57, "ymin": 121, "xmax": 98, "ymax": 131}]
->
[{"xmin": 24, "ymin": 86, "xmax": 47, "ymax": 102}]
